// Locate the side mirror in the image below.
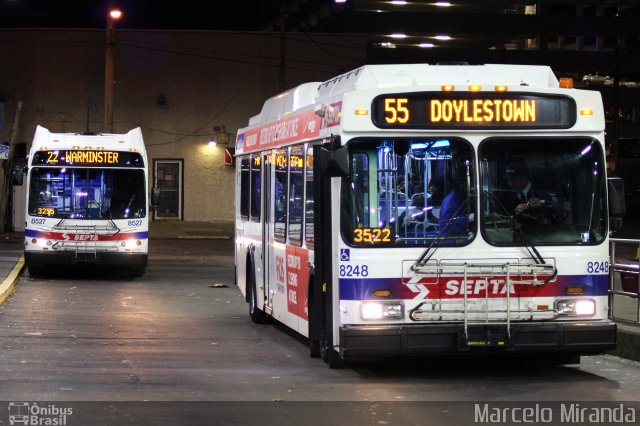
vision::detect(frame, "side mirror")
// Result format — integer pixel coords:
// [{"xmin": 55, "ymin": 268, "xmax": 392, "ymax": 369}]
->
[
  {"xmin": 607, "ymin": 177, "xmax": 626, "ymax": 217},
  {"xmin": 151, "ymin": 187, "xmax": 161, "ymax": 208},
  {"xmin": 319, "ymin": 145, "xmax": 348, "ymax": 178},
  {"xmin": 11, "ymin": 167, "xmax": 24, "ymax": 186}
]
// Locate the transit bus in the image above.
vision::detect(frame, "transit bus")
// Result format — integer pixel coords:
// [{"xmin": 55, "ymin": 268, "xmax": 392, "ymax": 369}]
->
[
  {"xmin": 20, "ymin": 126, "xmax": 153, "ymax": 277},
  {"xmin": 234, "ymin": 64, "xmax": 623, "ymax": 366}
]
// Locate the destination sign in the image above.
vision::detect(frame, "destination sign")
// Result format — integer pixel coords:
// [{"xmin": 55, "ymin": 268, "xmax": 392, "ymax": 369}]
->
[
  {"xmin": 372, "ymin": 93, "xmax": 576, "ymax": 129},
  {"xmin": 31, "ymin": 150, "xmax": 144, "ymax": 167}
]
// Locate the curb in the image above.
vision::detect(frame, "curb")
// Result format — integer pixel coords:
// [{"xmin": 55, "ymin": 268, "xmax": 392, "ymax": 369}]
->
[{"xmin": 0, "ymin": 255, "xmax": 25, "ymax": 306}]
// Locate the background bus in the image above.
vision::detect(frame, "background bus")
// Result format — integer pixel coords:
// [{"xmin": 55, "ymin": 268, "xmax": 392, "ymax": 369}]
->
[
  {"xmin": 19, "ymin": 126, "xmax": 154, "ymax": 277},
  {"xmin": 235, "ymin": 64, "xmax": 623, "ymax": 367}
]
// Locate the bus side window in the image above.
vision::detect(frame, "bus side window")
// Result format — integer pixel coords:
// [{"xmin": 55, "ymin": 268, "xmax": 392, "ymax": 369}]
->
[
  {"xmin": 250, "ymin": 155, "xmax": 261, "ymax": 222},
  {"xmin": 288, "ymin": 146, "xmax": 304, "ymax": 246},
  {"xmin": 240, "ymin": 157, "xmax": 250, "ymax": 220},
  {"xmin": 304, "ymin": 146, "xmax": 314, "ymax": 249},
  {"xmin": 274, "ymin": 148, "xmax": 288, "ymax": 243}
]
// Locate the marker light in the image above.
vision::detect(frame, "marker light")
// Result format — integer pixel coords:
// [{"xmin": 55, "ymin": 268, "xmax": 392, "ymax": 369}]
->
[
  {"xmin": 468, "ymin": 85, "xmax": 481, "ymax": 92},
  {"xmin": 84, "ymin": 146, "xmax": 92, "ymax": 150},
  {"xmin": 355, "ymin": 109, "xmax": 369, "ymax": 116},
  {"xmin": 441, "ymin": 85, "xmax": 455, "ymax": 91},
  {"xmin": 565, "ymin": 286, "xmax": 585, "ymax": 295},
  {"xmin": 559, "ymin": 77, "xmax": 574, "ymax": 89},
  {"xmin": 495, "ymin": 85, "xmax": 508, "ymax": 92},
  {"xmin": 580, "ymin": 109, "xmax": 593, "ymax": 116},
  {"xmin": 372, "ymin": 289, "xmax": 392, "ymax": 298}
]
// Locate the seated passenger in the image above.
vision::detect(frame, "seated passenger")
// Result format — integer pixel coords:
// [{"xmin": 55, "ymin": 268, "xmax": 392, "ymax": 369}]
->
[{"xmin": 439, "ymin": 168, "xmax": 469, "ymax": 237}]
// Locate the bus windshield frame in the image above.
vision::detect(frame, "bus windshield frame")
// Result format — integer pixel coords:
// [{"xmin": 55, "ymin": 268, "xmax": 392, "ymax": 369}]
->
[{"xmin": 28, "ymin": 167, "xmax": 146, "ymax": 220}]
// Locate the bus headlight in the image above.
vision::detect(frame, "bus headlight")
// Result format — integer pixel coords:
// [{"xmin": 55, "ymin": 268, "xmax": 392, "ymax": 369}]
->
[
  {"xmin": 555, "ymin": 299, "xmax": 595, "ymax": 316},
  {"xmin": 361, "ymin": 302, "xmax": 404, "ymax": 320}
]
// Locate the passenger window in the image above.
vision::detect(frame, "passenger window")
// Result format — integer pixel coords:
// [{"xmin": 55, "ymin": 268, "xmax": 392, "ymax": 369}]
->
[{"xmin": 288, "ymin": 146, "xmax": 304, "ymax": 246}]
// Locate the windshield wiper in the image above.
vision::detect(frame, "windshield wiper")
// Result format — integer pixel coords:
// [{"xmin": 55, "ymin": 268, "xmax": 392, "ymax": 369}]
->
[
  {"xmin": 484, "ymin": 189, "xmax": 547, "ymax": 266},
  {"xmin": 413, "ymin": 198, "xmax": 470, "ymax": 268}
]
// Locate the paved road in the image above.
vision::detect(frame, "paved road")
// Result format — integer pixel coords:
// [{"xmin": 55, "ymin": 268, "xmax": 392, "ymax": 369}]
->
[{"xmin": 2, "ymin": 253, "xmax": 640, "ymax": 424}]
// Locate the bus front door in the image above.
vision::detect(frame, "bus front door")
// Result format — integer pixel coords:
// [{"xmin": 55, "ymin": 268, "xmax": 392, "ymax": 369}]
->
[{"xmin": 261, "ymin": 153, "xmax": 273, "ymax": 313}]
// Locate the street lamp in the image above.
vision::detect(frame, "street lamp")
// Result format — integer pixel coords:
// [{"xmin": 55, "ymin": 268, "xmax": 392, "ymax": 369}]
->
[{"xmin": 104, "ymin": 8, "xmax": 123, "ymax": 133}]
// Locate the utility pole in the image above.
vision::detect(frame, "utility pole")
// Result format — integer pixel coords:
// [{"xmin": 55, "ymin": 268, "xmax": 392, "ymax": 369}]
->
[
  {"xmin": 279, "ymin": 1, "xmax": 286, "ymax": 92},
  {"xmin": 0, "ymin": 101, "xmax": 22, "ymax": 233},
  {"xmin": 104, "ymin": 8, "xmax": 122, "ymax": 133}
]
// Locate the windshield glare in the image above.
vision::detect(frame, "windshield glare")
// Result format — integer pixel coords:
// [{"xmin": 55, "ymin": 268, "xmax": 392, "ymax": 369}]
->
[
  {"xmin": 29, "ymin": 168, "xmax": 146, "ymax": 219},
  {"xmin": 342, "ymin": 138, "xmax": 476, "ymax": 246},
  {"xmin": 480, "ymin": 138, "xmax": 607, "ymax": 245}
]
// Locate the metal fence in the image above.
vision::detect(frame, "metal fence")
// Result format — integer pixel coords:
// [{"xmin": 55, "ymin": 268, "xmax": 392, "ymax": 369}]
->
[{"xmin": 609, "ymin": 238, "xmax": 640, "ymax": 324}]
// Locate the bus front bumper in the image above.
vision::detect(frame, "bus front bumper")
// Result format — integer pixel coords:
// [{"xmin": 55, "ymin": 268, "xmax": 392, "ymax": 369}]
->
[
  {"xmin": 25, "ymin": 251, "xmax": 148, "ymax": 267},
  {"xmin": 339, "ymin": 321, "xmax": 616, "ymax": 358}
]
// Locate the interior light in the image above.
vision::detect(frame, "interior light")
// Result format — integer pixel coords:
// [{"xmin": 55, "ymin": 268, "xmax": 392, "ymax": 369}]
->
[
  {"xmin": 391, "ymin": 1, "xmax": 408, "ymax": 5},
  {"xmin": 434, "ymin": 35, "xmax": 451, "ymax": 41},
  {"xmin": 390, "ymin": 33, "xmax": 407, "ymax": 39},
  {"xmin": 208, "ymin": 139, "xmax": 217, "ymax": 147},
  {"xmin": 419, "ymin": 43, "xmax": 434, "ymax": 48},
  {"xmin": 435, "ymin": 1, "xmax": 452, "ymax": 6}
]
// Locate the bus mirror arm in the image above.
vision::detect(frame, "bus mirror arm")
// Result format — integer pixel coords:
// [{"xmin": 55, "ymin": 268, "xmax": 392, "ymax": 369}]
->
[
  {"xmin": 150, "ymin": 187, "xmax": 161, "ymax": 208},
  {"xmin": 319, "ymin": 145, "xmax": 348, "ymax": 178}
]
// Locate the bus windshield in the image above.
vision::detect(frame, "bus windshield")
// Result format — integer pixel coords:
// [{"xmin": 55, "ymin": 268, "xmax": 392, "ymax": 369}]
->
[
  {"xmin": 29, "ymin": 167, "xmax": 146, "ymax": 219},
  {"xmin": 480, "ymin": 137, "xmax": 607, "ymax": 245},
  {"xmin": 341, "ymin": 137, "xmax": 476, "ymax": 246}
]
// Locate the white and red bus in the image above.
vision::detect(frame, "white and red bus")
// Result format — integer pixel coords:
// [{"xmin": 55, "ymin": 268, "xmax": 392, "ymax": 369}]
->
[
  {"xmin": 235, "ymin": 64, "xmax": 622, "ymax": 366},
  {"xmin": 21, "ymin": 126, "xmax": 154, "ymax": 277}
]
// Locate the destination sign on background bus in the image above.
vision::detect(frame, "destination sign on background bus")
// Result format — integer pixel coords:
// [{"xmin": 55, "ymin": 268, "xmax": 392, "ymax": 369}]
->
[
  {"xmin": 31, "ymin": 150, "xmax": 145, "ymax": 167},
  {"xmin": 372, "ymin": 92, "xmax": 576, "ymax": 129}
]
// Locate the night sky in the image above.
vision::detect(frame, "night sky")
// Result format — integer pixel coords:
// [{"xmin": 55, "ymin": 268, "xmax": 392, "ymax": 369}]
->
[{"xmin": 0, "ymin": 0, "xmax": 282, "ymax": 30}]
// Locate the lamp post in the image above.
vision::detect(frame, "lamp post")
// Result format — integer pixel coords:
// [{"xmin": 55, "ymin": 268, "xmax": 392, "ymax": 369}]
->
[{"xmin": 104, "ymin": 8, "xmax": 122, "ymax": 133}]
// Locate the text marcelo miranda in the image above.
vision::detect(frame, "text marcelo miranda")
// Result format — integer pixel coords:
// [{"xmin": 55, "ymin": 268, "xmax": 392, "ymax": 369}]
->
[{"xmin": 475, "ymin": 403, "xmax": 636, "ymax": 423}]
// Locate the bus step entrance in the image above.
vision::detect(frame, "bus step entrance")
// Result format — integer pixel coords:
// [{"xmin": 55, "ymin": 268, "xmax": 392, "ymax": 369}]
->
[{"xmin": 463, "ymin": 324, "xmax": 510, "ymax": 348}]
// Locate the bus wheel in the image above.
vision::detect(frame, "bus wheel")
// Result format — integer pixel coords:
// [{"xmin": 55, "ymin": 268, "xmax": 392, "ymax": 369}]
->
[
  {"xmin": 248, "ymin": 268, "xmax": 270, "ymax": 324},
  {"xmin": 28, "ymin": 266, "xmax": 44, "ymax": 277},
  {"xmin": 130, "ymin": 267, "xmax": 145, "ymax": 278}
]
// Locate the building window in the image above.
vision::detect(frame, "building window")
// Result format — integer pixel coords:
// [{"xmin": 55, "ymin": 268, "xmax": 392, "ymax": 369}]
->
[{"xmin": 154, "ymin": 159, "xmax": 183, "ymax": 219}]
